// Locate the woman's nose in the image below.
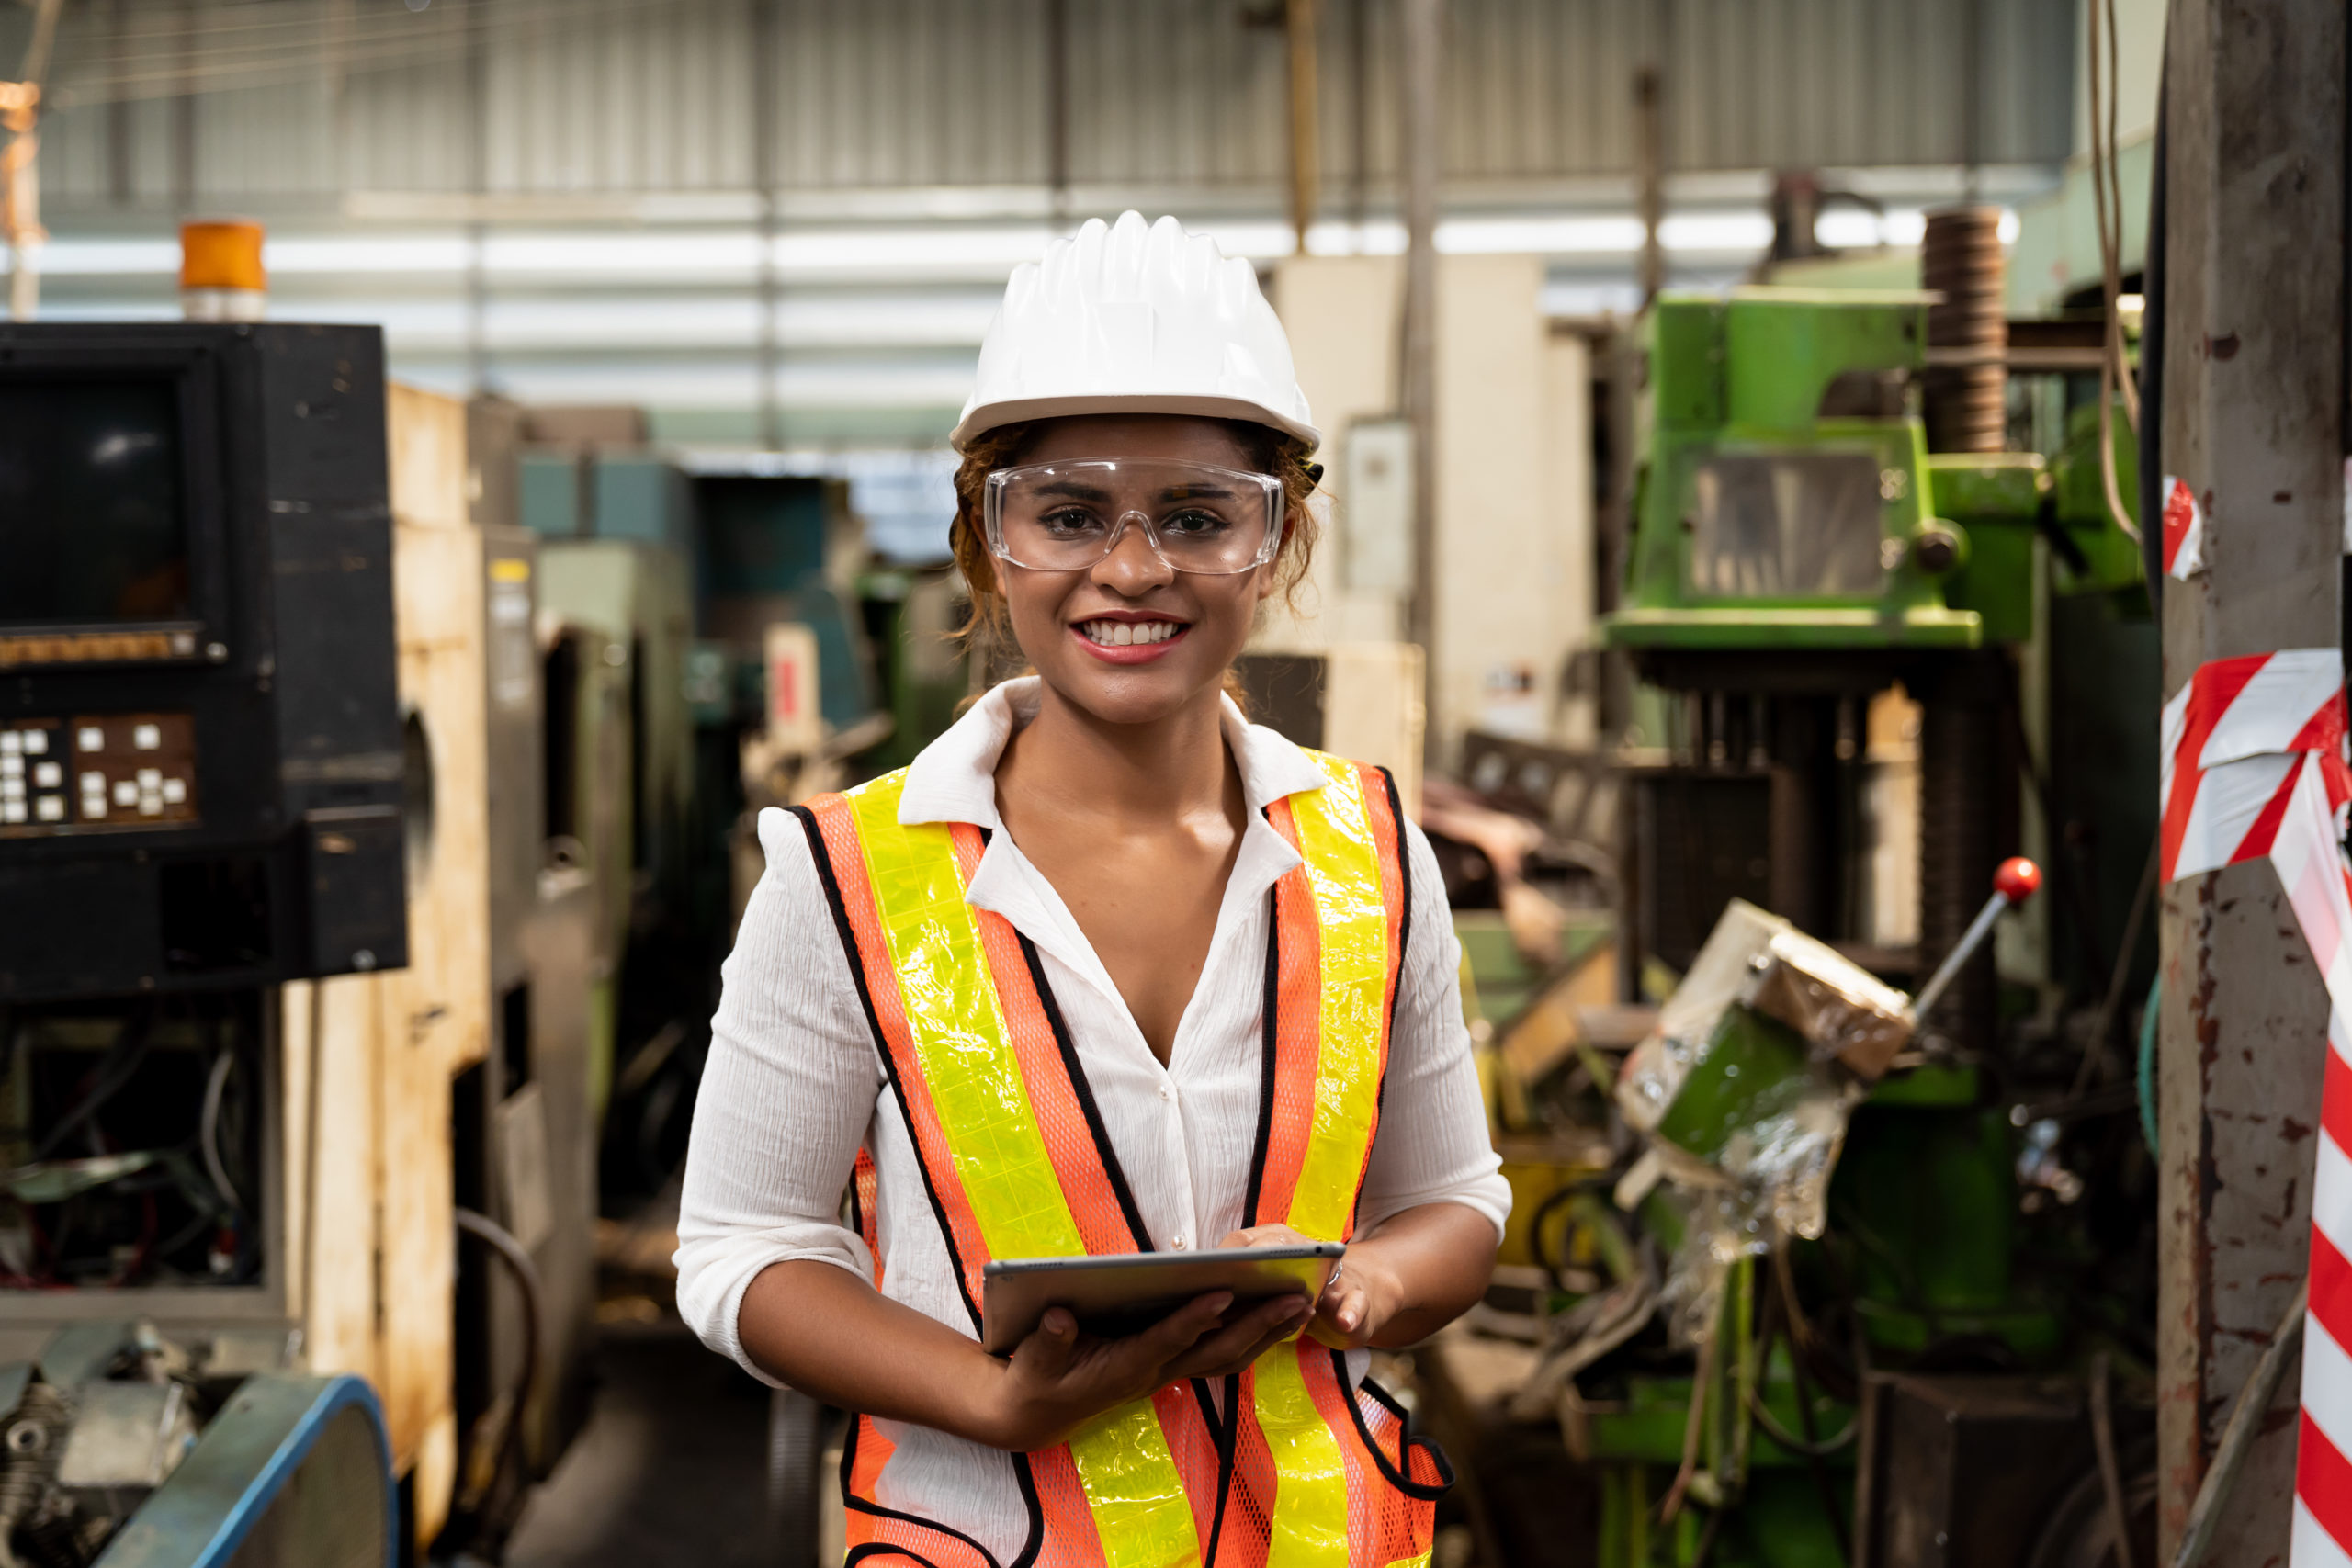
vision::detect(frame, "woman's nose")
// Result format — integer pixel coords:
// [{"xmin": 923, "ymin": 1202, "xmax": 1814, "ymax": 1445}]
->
[{"xmin": 1091, "ymin": 513, "xmax": 1174, "ymax": 592}]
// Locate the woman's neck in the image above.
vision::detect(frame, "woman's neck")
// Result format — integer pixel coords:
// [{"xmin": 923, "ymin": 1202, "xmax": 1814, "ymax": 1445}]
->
[{"xmin": 997, "ymin": 679, "xmax": 1237, "ymax": 829}]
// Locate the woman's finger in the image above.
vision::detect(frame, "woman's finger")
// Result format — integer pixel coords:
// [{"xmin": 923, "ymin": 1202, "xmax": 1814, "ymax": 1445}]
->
[
  {"xmin": 1168, "ymin": 1295, "xmax": 1313, "ymax": 1381},
  {"xmin": 1125, "ymin": 1291, "xmax": 1233, "ymax": 1366},
  {"xmin": 1015, "ymin": 1307, "xmax": 1083, "ymax": 1378},
  {"xmin": 1306, "ymin": 1281, "xmax": 1371, "ymax": 1349}
]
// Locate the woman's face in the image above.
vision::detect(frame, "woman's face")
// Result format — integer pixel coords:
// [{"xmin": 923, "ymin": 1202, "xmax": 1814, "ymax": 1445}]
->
[{"xmin": 996, "ymin": 414, "xmax": 1279, "ymax": 728}]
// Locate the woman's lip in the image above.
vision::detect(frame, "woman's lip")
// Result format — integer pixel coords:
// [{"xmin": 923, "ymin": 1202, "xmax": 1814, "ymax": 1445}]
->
[{"xmin": 1070, "ymin": 621, "xmax": 1190, "ymax": 665}]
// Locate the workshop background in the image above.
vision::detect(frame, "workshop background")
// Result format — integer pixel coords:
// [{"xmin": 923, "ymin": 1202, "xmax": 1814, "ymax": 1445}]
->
[{"xmin": 3, "ymin": 1, "xmax": 2339, "ymax": 1567}]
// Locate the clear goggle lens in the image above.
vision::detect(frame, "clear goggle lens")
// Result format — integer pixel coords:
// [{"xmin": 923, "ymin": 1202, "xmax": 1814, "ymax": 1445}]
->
[{"xmin": 983, "ymin": 458, "xmax": 1283, "ymax": 575}]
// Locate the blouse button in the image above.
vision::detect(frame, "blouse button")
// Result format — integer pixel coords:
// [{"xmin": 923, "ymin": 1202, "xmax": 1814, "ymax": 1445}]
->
[{"xmin": 1159, "ymin": 1083, "xmax": 1175, "ymax": 1102}]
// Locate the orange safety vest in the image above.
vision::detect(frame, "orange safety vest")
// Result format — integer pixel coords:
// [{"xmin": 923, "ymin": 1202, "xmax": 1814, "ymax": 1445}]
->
[{"xmin": 790, "ymin": 749, "xmax": 1449, "ymax": 1568}]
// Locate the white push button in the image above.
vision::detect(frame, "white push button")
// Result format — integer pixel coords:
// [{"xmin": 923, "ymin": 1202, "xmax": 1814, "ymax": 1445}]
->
[
  {"xmin": 0, "ymin": 732, "xmax": 17, "ymax": 756},
  {"xmin": 132, "ymin": 724, "xmax": 160, "ymax": 750},
  {"xmin": 32, "ymin": 762, "xmax": 59, "ymax": 789},
  {"xmin": 1, "ymin": 778, "xmax": 21, "ymax": 802},
  {"xmin": 139, "ymin": 794, "xmax": 162, "ymax": 817},
  {"xmin": 135, "ymin": 768, "xmax": 160, "ymax": 788},
  {"xmin": 0, "ymin": 754, "xmax": 17, "ymax": 779},
  {"xmin": 34, "ymin": 796, "xmax": 63, "ymax": 822},
  {"xmin": 82, "ymin": 797, "xmax": 106, "ymax": 820},
  {"xmin": 160, "ymin": 778, "xmax": 186, "ymax": 805},
  {"xmin": 80, "ymin": 772, "xmax": 104, "ymax": 795},
  {"xmin": 0, "ymin": 802, "xmax": 22, "ymax": 825},
  {"xmin": 112, "ymin": 780, "xmax": 136, "ymax": 807},
  {"xmin": 22, "ymin": 730, "xmax": 46, "ymax": 755},
  {"xmin": 78, "ymin": 728, "xmax": 103, "ymax": 753}
]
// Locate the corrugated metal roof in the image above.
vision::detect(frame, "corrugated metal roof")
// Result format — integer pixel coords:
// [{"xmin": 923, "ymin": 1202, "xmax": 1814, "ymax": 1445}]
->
[{"xmin": 14, "ymin": 0, "xmax": 2072, "ymax": 209}]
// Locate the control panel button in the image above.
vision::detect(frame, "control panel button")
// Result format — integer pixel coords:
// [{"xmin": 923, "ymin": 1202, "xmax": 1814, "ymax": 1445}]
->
[{"xmin": 0, "ymin": 716, "xmax": 198, "ymax": 837}]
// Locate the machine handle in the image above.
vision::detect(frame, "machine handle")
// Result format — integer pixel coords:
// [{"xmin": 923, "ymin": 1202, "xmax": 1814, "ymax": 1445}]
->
[{"xmin": 1910, "ymin": 857, "xmax": 2043, "ymax": 1025}]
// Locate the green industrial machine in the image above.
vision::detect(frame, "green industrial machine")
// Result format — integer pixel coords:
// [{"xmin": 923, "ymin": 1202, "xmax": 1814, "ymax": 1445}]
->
[
  {"xmin": 537, "ymin": 541, "xmax": 695, "ymax": 1131},
  {"xmin": 1556, "ymin": 288, "xmax": 2155, "ymax": 1567}
]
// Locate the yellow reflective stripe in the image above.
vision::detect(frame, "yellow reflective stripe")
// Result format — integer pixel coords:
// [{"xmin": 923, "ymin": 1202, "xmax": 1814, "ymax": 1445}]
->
[
  {"xmin": 1384, "ymin": 1554, "xmax": 1432, "ymax": 1568},
  {"xmin": 1283, "ymin": 753, "xmax": 1394, "ymax": 1243},
  {"xmin": 1068, "ymin": 1403, "xmax": 1202, "ymax": 1568},
  {"xmin": 847, "ymin": 773, "xmax": 1084, "ymax": 1261},
  {"xmin": 1256, "ymin": 1342, "xmax": 1352, "ymax": 1568},
  {"xmin": 845, "ymin": 774, "xmax": 1200, "ymax": 1568}
]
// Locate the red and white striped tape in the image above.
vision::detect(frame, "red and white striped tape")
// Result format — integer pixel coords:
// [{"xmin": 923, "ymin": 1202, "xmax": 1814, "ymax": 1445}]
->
[
  {"xmin": 2163, "ymin": 475, "xmax": 2206, "ymax": 581},
  {"xmin": 2162, "ymin": 649, "xmax": 2352, "ymax": 1562}
]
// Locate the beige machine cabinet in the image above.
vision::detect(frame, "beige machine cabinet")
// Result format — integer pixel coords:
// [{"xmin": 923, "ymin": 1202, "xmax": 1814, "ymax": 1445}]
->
[
  {"xmin": 1233, "ymin": 642, "xmax": 1427, "ymax": 816},
  {"xmin": 288, "ymin": 385, "xmax": 596, "ymax": 1550}
]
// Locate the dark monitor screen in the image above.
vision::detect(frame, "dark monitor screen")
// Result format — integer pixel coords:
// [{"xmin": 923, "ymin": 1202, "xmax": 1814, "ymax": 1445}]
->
[{"xmin": 0, "ymin": 379, "xmax": 191, "ymax": 625}]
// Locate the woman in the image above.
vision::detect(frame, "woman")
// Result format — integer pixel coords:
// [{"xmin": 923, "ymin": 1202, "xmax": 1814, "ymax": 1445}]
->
[{"xmin": 678, "ymin": 211, "xmax": 1508, "ymax": 1568}]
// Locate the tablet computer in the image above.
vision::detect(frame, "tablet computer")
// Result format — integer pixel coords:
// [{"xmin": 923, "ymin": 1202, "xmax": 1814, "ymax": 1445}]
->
[{"xmin": 980, "ymin": 1244, "xmax": 1343, "ymax": 1356}]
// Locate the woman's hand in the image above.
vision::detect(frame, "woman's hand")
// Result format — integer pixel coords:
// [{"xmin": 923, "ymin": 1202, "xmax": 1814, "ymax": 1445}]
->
[
  {"xmin": 982, "ymin": 1289, "xmax": 1314, "ymax": 1451},
  {"xmin": 1218, "ymin": 1224, "xmax": 1402, "ymax": 1350},
  {"xmin": 1221, "ymin": 1204, "xmax": 1498, "ymax": 1352}
]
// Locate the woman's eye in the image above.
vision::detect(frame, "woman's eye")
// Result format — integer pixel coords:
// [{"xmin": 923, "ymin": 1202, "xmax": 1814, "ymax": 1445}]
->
[
  {"xmin": 1039, "ymin": 509, "xmax": 1106, "ymax": 536},
  {"xmin": 1161, "ymin": 509, "xmax": 1231, "ymax": 537}
]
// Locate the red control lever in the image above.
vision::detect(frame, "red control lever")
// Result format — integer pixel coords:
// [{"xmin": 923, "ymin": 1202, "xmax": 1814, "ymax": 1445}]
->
[
  {"xmin": 1912, "ymin": 857, "xmax": 2042, "ymax": 1023},
  {"xmin": 1993, "ymin": 856, "xmax": 2043, "ymax": 905}
]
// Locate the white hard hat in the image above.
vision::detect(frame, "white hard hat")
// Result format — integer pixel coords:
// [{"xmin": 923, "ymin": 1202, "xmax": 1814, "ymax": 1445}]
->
[{"xmin": 950, "ymin": 211, "xmax": 1319, "ymax": 454}]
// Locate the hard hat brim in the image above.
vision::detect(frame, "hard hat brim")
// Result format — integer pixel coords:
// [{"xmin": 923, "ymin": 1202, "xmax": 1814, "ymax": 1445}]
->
[{"xmin": 950, "ymin": 393, "xmax": 1320, "ymax": 456}]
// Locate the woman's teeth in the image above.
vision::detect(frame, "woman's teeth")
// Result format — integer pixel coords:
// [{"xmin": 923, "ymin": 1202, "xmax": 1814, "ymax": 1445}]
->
[{"xmin": 1079, "ymin": 620, "xmax": 1182, "ymax": 647}]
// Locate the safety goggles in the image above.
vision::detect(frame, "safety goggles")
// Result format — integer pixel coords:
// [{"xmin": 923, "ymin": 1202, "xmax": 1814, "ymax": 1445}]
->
[{"xmin": 981, "ymin": 457, "xmax": 1285, "ymax": 576}]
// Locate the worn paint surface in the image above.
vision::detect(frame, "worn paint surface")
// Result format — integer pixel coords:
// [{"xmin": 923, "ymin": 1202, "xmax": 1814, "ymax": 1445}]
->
[
  {"xmin": 2154, "ymin": 1, "xmax": 2346, "ymax": 1560},
  {"xmin": 2158, "ymin": 866, "xmax": 2326, "ymax": 1555}
]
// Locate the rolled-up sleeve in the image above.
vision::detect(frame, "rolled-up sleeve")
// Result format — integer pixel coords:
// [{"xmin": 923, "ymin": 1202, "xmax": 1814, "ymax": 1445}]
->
[
  {"xmin": 1355, "ymin": 818, "xmax": 1512, "ymax": 1243},
  {"xmin": 675, "ymin": 807, "xmax": 884, "ymax": 1383}
]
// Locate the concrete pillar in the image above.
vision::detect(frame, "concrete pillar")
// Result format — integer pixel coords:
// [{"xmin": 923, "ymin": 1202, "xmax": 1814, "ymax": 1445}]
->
[{"xmin": 2155, "ymin": 1, "xmax": 2345, "ymax": 1559}]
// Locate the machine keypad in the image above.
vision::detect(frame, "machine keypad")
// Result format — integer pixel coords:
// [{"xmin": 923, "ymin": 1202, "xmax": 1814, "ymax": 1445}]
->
[{"xmin": 0, "ymin": 715, "xmax": 199, "ymax": 835}]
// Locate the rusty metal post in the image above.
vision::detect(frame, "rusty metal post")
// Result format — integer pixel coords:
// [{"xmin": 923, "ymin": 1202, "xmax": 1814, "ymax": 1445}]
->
[
  {"xmin": 1399, "ymin": 0, "xmax": 1441, "ymax": 744},
  {"xmin": 2155, "ymin": 1, "xmax": 2346, "ymax": 1560},
  {"xmin": 1285, "ymin": 0, "xmax": 1318, "ymax": 255}
]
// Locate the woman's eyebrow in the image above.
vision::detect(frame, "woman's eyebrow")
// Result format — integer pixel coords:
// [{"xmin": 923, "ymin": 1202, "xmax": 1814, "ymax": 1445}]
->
[{"xmin": 1030, "ymin": 479, "xmax": 1115, "ymax": 502}]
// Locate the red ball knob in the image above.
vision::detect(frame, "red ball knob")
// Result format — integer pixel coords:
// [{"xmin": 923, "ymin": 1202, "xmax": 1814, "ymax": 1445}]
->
[{"xmin": 1994, "ymin": 856, "xmax": 2042, "ymax": 904}]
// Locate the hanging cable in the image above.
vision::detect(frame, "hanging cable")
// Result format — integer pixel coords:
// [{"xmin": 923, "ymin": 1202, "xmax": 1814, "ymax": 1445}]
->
[
  {"xmin": 2088, "ymin": 0, "xmax": 2143, "ymax": 546},
  {"xmin": 199, "ymin": 1044, "xmax": 245, "ymax": 1219}
]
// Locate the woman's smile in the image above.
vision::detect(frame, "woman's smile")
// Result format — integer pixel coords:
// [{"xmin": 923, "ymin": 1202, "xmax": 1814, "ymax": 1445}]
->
[{"xmin": 1071, "ymin": 613, "xmax": 1192, "ymax": 661}]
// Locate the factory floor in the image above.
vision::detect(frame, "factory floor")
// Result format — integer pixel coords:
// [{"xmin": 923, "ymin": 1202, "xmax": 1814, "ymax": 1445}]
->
[
  {"xmin": 505, "ymin": 1314, "xmax": 776, "ymax": 1568},
  {"xmin": 505, "ymin": 1186, "xmax": 779, "ymax": 1568}
]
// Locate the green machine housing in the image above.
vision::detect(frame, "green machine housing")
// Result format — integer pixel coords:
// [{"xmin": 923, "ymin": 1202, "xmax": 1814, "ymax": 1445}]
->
[
  {"xmin": 1606, "ymin": 288, "xmax": 2137, "ymax": 657},
  {"xmin": 1578, "ymin": 291, "xmax": 2150, "ymax": 1568}
]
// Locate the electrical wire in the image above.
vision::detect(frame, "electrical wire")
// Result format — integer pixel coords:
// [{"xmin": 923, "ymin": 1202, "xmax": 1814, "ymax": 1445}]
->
[
  {"xmin": 198, "ymin": 1046, "xmax": 246, "ymax": 1221},
  {"xmin": 2170, "ymin": 1279, "xmax": 2306, "ymax": 1568},
  {"xmin": 42, "ymin": 0, "xmax": 728, "ymax": 108},
  {"xmin": 2073, "ymin": 840, "xmax": 2158, "ymax": 1099},
  {"xmin": 2089, "ymin": 1353, "xmax": 2137, "ymax": 1568},
  {"xmin": 2087, "ymin": 0, "xmax": 2143, "ymax": 547},
  {"xmin": 31, "ymin": 1009, "xmax": 153, "ymax": 1163},
  {"xmin": 454, "ymin": 1206, "xmax": 546, "ymax": 1562}
]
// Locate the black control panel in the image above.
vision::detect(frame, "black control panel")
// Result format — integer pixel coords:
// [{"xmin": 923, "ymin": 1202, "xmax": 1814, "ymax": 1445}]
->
[{"xmin": 0, "ymin": 322, "xmax": 406, "ymax": 999}]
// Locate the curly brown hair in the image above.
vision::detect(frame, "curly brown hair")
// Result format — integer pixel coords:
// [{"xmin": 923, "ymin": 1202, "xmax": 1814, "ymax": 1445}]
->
[{"xmin": 947, "ymin": 416, "xmax": 1321, "ymax": 651}]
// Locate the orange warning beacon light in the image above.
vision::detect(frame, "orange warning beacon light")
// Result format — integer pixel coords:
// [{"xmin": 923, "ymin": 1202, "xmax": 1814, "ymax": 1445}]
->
[
  {"xmin": 1910, "ymin": 856, "xmax": 2043, "ymax": 1024},
  {"xmin": 179, "ymin": 220, "xmax": 266, "ymax": 321}
]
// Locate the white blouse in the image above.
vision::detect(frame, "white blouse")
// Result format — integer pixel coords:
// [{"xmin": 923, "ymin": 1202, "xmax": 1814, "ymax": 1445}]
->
[{"xmin": 675, "ymin": 677, "xmax": 1510, "ymax": 1561}]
